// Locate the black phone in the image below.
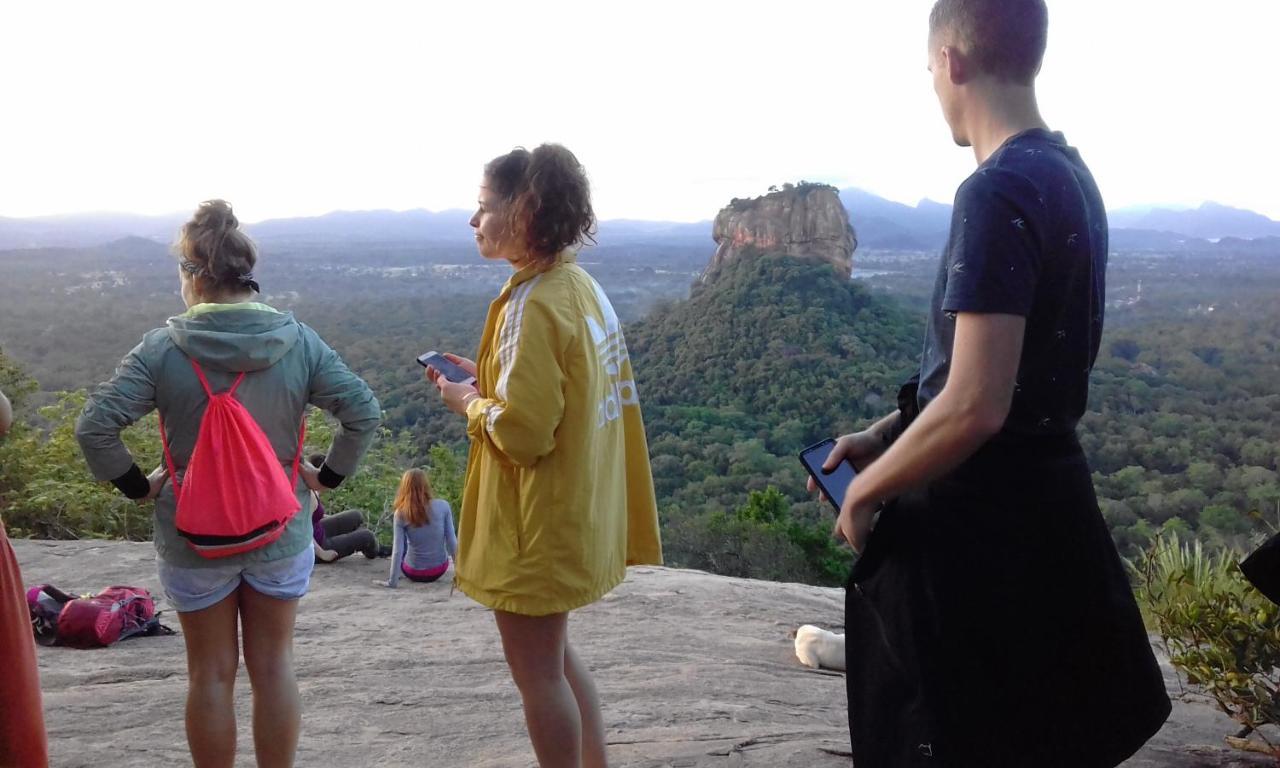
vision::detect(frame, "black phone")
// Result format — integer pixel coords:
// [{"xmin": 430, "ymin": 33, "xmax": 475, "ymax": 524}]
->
[
  {"xmin": 415, "ymin": 351, "xmax": 476, "ymax": 385},
  {"xmin": 799, "ymin": 438, "xmax": 857, "ymax": 514}
]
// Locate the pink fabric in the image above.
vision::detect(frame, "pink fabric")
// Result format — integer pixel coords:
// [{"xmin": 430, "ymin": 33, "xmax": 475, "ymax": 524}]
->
[
  {"xmin": 1, "ymin": 522, "xmax": 49, "ymax": 767},
  {"xmin": 401, "ymin": 560, "xmax": 450, "ymax": 580},
  {"xmin": 161, "ymin": 359, "xmax": 304, "ymax": 558}
]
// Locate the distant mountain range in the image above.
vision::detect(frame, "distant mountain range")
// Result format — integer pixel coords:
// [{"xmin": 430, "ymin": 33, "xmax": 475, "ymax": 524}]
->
[
  {"xmin": 2, "ymin": 192, "xmax": 1278, "ymax": 253},
  {"xmin": 1109, "ymin": 202, "xmax": 1280, "ymax": 240},
  {"xmin": 840, "ymin": 195, "xmax": 1280, "ymax": 252},
  {"xmin": 838, "ymin": 188, "xmax": 953, "ymax": 251},
  {"xmin": 0, "ymin": 209, "xmax": 719, "ymax": 251},
  {"xmin": 0, "ymin": 212, "xmax": 187, "ymax": 250}
]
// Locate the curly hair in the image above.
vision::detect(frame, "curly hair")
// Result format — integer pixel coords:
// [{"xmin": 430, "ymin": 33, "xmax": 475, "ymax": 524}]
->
[
  {"xmin": 174, "ymin": 199, "xmax": 260, "ymax": 297},
  {"xmin": 484, "ymin": 144, "xmax": 596, "ymax": 265}
]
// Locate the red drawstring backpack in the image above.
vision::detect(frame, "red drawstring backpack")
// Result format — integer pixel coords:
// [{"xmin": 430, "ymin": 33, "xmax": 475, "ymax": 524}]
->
[{"xmin": 159, "ymin": 359, "xmax": 305, "ymax": 558}]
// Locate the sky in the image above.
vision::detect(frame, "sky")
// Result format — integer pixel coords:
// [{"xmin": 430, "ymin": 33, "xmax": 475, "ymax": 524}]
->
[{"xmin": 0, "ymin": 0, "xmax": 1276, "ymax": 223}]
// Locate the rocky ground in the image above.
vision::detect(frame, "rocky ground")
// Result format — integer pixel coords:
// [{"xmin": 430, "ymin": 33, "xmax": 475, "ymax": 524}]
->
[{"xmin": 12, "ymin": 539, "xmax": 1277, "ymax": 767}]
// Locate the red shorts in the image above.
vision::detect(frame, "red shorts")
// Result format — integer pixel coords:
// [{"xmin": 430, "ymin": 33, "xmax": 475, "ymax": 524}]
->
[{"xmin": 0, "ymin": 521, "xmax": 48, "ymax": 767}]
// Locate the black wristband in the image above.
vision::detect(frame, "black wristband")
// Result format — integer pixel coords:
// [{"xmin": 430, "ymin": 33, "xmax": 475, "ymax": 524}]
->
[
  {"xmin": 318, "ymin": 464, "xmax": 345, "ymax": 489},
  {"xmin": 111, "ymin": 464, "xmax": 151, "ymax": 500}
]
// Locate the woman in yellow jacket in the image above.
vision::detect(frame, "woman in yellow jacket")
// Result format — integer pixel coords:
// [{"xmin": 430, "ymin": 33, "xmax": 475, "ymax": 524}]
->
[{"xmin": 429, "ymin": 143, "xmax": 662, "ymax": 768}]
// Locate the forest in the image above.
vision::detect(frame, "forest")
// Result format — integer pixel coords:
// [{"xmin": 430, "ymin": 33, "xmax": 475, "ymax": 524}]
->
[{"xmin": 1, "ymin": 235, "xmax": 1278, "ymax": 587}]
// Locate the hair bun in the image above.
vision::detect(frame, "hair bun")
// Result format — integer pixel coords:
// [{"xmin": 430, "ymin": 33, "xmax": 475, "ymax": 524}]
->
[
  {"xmin": 176, "ymin": 199, "xmax": 258, "ymax": 294},
  {"xmin": 194, "ymin": 199, "xmax": 238, "ymax": 232}
]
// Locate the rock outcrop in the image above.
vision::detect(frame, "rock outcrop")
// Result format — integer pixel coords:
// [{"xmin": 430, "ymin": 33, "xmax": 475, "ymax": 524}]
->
[
  {"xmin": 701, "ymin": 183, "xmax": 856, "ymax": 284},
  {"xmin": 11, "ymin": 539, "xmax": 1273, "ymax": 767}
]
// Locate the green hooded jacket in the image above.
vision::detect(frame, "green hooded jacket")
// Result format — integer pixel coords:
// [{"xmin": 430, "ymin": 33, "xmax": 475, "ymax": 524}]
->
[{"xmin": 76, "ymin": 303, "xmax": 381, "ymax": 568}]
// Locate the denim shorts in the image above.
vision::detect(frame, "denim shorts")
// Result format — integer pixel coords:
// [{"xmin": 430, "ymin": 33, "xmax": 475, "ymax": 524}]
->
[{"xmin": 156, "ymin": 546, "xmax": 314, "ymax": 613}]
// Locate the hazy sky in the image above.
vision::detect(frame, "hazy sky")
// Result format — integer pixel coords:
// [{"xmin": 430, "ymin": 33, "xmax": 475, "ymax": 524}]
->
[{"xmin": 1, "ymin": 1, "xmax": 1276, "ymax": 223}]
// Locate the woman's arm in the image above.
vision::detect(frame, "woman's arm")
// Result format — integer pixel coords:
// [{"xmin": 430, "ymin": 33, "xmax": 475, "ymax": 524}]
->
[
  {"xmin": 306, "ymin": 330, "xmax": 382, "ymax": 487},
  {"xmin": 461, "ymin": 298, "xmax": 566, "ymax": 468},
  {"xmin": 0, "ymin": 387, "xmax": 12, "ymax": 437},
  {"xmin": 383, "ymin": 520, "xmax": 405, "ymax": 588},
  {"xmin": 314, "ymin": 539, "xmax": 339, "ymax": 563},
  {"xmin": 75, "ymin": 341, "xmax": 157, "ymax": 492},
  {"xmin": 443, "ymin": 502, "xmax": 458, "ymax": 559}
]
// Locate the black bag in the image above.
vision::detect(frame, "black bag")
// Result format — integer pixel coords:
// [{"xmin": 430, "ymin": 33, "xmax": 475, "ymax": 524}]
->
[
  {"xmin": 1240, "ymin": 533, "xmax": 1280, "ymax": 606},
  {"xmin": 889, "ymin": 373, "xmax": 921, "ymax": 443}
]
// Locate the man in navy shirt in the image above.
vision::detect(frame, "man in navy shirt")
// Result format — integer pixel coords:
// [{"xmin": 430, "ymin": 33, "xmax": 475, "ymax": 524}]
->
[{"xmin": 813, "ymin": 1, "xmax": 1171, "ymax": 765}]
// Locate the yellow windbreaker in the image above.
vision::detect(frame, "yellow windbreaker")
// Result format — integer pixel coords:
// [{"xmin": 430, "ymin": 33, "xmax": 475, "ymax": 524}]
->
[{"xmin": 457, "ymin": 252, "xmax": 663, "ymax": 615}]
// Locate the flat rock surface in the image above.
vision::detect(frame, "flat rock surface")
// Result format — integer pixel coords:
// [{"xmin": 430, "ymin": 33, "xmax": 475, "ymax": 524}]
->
[{"xmin": 11, "ymin": 539, "xmax": 1275, "ymax": 767}]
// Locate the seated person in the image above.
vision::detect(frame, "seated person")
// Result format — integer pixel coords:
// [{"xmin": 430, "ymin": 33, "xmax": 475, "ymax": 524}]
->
[
  {"xmin": 309, "ymin": 452, "xmax": 382, "ymax": 562},
  {"xmin": 377, "ymin": 468, "xmax": 456, "ymax": 587}
]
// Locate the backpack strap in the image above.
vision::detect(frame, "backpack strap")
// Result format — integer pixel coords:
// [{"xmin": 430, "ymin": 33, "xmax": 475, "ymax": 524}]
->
[
  {"xmin": 158, "ymin": 408, "xmax": 181, "ymax": 495},
  {"xmin": 158, "ymin": 360, "xmax": 245, "ymax": 495},
  {"xmin": 289, "ymin": 415, "xmax": 306, "ymax": 488},
  {"xmin": 194, "ymin": 359, "xmax": 306, "ymax": 485},
  {"xmin": 157, "ymin": 359, "xmax": 306, "ymax": 492},
  {"xmin": 189, "ymin": 359, "xmax": 245, "ymax": 398},
  {"xmin": 32, "ymin": 584, "xmax": 76, "ymax": 604}
]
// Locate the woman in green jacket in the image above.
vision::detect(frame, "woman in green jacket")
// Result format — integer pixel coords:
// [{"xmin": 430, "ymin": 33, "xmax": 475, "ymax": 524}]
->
[{"xmin": 76, "ymin": 201, "xmax": 380, "ymax": 768}]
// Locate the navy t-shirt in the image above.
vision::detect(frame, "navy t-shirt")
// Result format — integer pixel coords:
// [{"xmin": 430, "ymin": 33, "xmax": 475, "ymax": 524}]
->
[{"xmin": 917, "ymin": 129, "xmax": 1107, "ymax": 436}]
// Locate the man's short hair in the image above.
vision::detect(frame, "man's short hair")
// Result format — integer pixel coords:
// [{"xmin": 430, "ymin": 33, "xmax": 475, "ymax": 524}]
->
[{"xmin": 929, "ymin": 0, "xmax": 1048, "ymax": 85}]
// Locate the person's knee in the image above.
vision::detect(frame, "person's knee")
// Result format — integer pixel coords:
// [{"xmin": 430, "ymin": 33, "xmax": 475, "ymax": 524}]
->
[
  {"xmin": 508, "ymin": 661, "xmax": 564, "ymax": 696},
  {"xmin": 496, "ymin": 611, "xmax": 569, "ymax": 693},
  {"xmin": 243, "ymin": 644, "xmax": 294, "ymax": 685},
  {"xmin": 337, "ymin": 509, "xmax": 367, "ymax": 529},
  {"xmin": 239, "ymin": 591, "xmax": 299, "ymax": 685},
  {"xmin": 504, "ymin": 644, "xmax": 568, "ymax": 694},
  {"xmin": 188, "ymin": 649, "xmax": 239, "ymax": 691},
  {"xmin": 355, "ymin": 529, "xmax": 379, "ymax": 557}
]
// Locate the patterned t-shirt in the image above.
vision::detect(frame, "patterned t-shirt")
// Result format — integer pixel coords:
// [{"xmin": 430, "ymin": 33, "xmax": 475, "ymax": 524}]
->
[{"xmin": 917, "ymin": 129, "xmax": 1108, "ymax": 436}]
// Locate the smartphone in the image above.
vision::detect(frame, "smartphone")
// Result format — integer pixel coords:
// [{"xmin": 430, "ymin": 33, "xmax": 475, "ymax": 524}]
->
[
  {"xmin": 799, "ymin": 438, "xmax": 857, "ymax": 514},
  {"xmin": 415, "ymin": 351, "xmax": 476, "ymax": 385}
]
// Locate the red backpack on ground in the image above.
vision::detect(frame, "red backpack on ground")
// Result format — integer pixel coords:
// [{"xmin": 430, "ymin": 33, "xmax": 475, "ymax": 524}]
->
[
  {"xmin": 27, "ymin": 584, "xmax": 173, "ymax": 648},
  {"xmin": 159, "ymin": 359, "xmax": 305, "ymax": 558}
]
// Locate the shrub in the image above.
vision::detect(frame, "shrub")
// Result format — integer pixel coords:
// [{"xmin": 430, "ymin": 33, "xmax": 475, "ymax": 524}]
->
[
  {"xmin": 1134, "ymin": 533, "xmax": 1280, "ymax": 754},
  {"xmin": 661, "ymin": 487, "xmax": 851, "ymax": 586}
]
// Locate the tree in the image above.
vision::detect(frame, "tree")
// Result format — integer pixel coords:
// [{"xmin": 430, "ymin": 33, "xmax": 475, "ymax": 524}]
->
[
  {"xmin": 1241, "ymin": 438, "xmax": 1277, "ymax": 470},
  {"xmin": 1201, "ymin": 505, "xmax": 1249, "ymax": 536},
  {"xmin": 1186, "ymin": 462, "xmax": 1224, "ymax": 495},
  {"xmin": 0, "ymin": 391, "xmax": 156, "ymax": 539},
  {"xmin": 1110, "ymin": 338, "xmax": 1141, "ymax": 362},
  {"xmin": 736, "ymin": 487, "xmax": 788, "ymax": 525}
]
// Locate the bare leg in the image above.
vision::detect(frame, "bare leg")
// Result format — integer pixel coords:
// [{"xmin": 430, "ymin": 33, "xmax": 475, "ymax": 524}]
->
[
  {"xmin": 239, "ymin": 584, "xmax": 301, "ymax": 768},
  {"xmin": 494, "ymin": 610, "xmax": 582, "ymax": 767},
  {"xmin": 177, "ymin": 591, "xmax": 241, "ymax": 768},
  {"xmin": 564, "ymin": 642, "xmax": 608, "ymax": 768}
]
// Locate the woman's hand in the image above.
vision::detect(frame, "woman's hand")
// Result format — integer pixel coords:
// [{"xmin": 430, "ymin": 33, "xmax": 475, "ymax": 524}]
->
[
  {"xmin": 442, "ymin": 353, "xmax": 477, "ymax": 378},
  {"xmin": 137, "ymin": 466, "xmax": 168, "ymax": 504},
  {"xmin": 427, "ymin": 361, "xmax": 480, "ymax": 415},
  {"xmin": 300, "ymin": 460, "xmax": 327, "ymax": 493}
]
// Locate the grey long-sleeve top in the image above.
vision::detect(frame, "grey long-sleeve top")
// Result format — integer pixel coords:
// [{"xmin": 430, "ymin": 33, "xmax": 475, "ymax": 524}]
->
[{"xmin": 388, "ymin": 499, "xmax": 457, "ymax": 587}]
